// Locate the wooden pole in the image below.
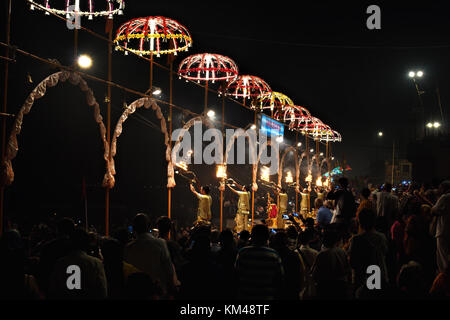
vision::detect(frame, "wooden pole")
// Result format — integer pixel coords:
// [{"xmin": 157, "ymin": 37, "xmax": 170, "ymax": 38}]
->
[
  {"xmin": 305, "ymin": 134, "xmax": 310, "ymax": 213},
  {"xmin": 220, "ymin": 95, "xmax": 225, "ymax": 231},
  {"xmin": 295, "ymin": 132, "xmax": 298, "ymax": 212},
  {"xmin": 105, "ymin": 25, "xmax": 113, "ymax": 236},
  {"xmin": 204, "ymin": 81, "xmax": 208, "ymax": 113},
  {"xmin": 251, "ymin": 109, "xmax": 256, "ymax": 229},
  {"xmin": 168, "ymin": 60, "xmax": 173, "ymax": 220},
  {"xmin": 0, "ymin": 0, "xmax": 12, "ymax": 236}
]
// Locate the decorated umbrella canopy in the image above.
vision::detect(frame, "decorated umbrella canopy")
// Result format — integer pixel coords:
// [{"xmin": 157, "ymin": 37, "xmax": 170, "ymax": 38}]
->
[
  {"xmin": 274, "ymin": 105, "xmax": 311, "ymax": 130},
  {"xmin": 296, "ymin": 116, "xmax": 328, "ymax": 138},
  {"xmin": 319, "ymin": 128, "xmax": 342, "ymax": 142},
  {"xmin": 254, "ymin": 91, "xmax": 294, "ymax": 112},
  {"xmin": 114, "ymin": 16, "xmax": 192, "ymax": 56},
  {"xmin": 224, "ymin": 75, "xmax": 271, "ymax": 102},
  {"xmin": 178, "ymin": 52, "xmax": 239, "ymax": 116},
  {"xmin": 178, "ymin": 53, "xmax": 238, "ymax": 84},
  {"xmin": 28, "ymin": 0, "xmax": 125, "ymax": 19}
]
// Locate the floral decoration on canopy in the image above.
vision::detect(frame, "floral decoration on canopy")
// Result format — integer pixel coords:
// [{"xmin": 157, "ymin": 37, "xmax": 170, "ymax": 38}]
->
[
  {"xmin": 177, "ymin": 53, "xmax": 239, "ymax": 83},
  {"xmin": 114, "ymin": 16, "xmax": 192, "ymax": 57},
  {"xmin": 224, "ymin": 75, "xmax": 271, "ymax": 100},
  {"xmin": 28, "ymin": 0, "xmax": 125, "ymax": 19}
]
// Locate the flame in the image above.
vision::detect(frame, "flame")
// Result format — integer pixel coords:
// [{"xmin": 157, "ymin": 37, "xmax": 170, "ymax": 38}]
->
[
  {"xmin": 285, "ymin": 171, "xmax": 293, "ymax": 183},
  {"xmin": 261, "ymin": 166, "xmax": 270, "ymax": 182},
  {"xmin": 216, "ymin": 165, "xmax": 227, "ymax": 179},
  {"xmin": 323, "ymin": 178, "xmax": 330, "ymax": 187},
  {"xmin": 305, "ymin": 172, "xmax": 312, "ymax": 183},
  {"xmin": 316, "ymin": 176, "xmax": 323, "ymax": 187}
]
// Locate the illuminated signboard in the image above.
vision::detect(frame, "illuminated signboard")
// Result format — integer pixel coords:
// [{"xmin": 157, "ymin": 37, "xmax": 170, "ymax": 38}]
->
[{"xmin": 260, "ymin": 114, "xmax": 284, "ymax": 137}]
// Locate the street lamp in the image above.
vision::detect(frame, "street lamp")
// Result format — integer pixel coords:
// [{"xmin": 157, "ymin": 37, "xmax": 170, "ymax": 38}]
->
[
  {"xmin": 77, "ymin": 54, "xmax": 92, "ymax": 69},
  {"xmin": 378, "ymin": 131, "xmax": 383, "ymax": 137},
  {"xmin": 207, "ymin": 110, "xmax": 216, "ymax": 120},
  {"xmin": 297, "ymin": 142, "xmax": 302, "ymax": 147},
  {"xmin": 152, "ymin": 87, "xmax": 162, "ymax": 96},
  {"xmin": 433, "ymin": 122, "xmax": 441, "ymax": 128}
]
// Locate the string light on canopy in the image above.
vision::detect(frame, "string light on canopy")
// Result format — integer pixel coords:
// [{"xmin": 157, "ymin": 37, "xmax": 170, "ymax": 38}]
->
[
  {"xmin": 274, "ymin": 105, "xmax": 311, "ymax": 131},
  {"xmin": 178, "ymin": 53, "xmax": 238, "ymax": 84},
  {"xmin": 224, "ymin": 75, "xmax": 272, "ymax": 101},
  {"xmin": 319, "ymin": 129, "xmax": 342, "ymax": 143},
  {"xmin": 114, "ymin": 16, "xmax": 192, "ymax": 57},
  {"xmin": 296, "ymin": 116, "xmax": 327, "ymax": 138},
  {"xmin": 254, "ymin": 91, "xmax": 294, "ymax": 112},
  {"xmin": 28, "ymin": 0, "xmax": 125, "ymax": 20}
]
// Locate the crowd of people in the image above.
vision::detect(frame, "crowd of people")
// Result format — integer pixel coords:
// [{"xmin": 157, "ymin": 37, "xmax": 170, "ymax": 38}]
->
[{"xmin": 0, "ymin": 177, "xmax": 449, "ymax": 300}]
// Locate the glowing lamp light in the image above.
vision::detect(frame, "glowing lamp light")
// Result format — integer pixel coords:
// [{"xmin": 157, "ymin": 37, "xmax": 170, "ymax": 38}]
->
[
  {"xmin": 261, "ymin": 166, "xmax": 270, "ymax": 182},
  {"xmin": 297, "ymin": 142, "xmax": 302, "ymax": 147},
  {"xmin": 310, "ymin": 149, "xmax": 314, "ymax": 153},
  {"xmin": 331, "ymin": 156, "xmax": 335, "ymax": 160},
  {"xmin": 378, "ymin": 131, "xmax": 383, "ymax": 137},
  {"xmin": 152, "ymin": 87, "xmax": 162, "ymax": 96},
  {"xmin": 408, "ymin": 71, "xmax": 415, "ymax": 78},
  {"xmin": 320, "ymin": 152, "xmax": 324, "ymax": 156},
  {"xmin": 323, "ymin": 178, "xmax": 330, "ymax": 188},
  {"xmin": 207, "ymin": 110, "xmax": 216, "ymax": 119},
  {"xmin": 216, "ymin": 165, "xmax": 227, "ymax": 179},
  {"xmin": 276, "ymin": 135, "xmax": 284, "ymax": 143},
  {"xmin": 285, "ymin": 171, "xmax": 293, "ymax": 184},
  {"xmin": 77, "ymin": 54, "xmax": 93, "ymax": 69},
  {"xmin": 433, "ymin": 122, "xmax": 441, "ymax": 128},
  {"xmin": 427, "ymin": 122, "xmax": 433, "ymax": 128},
  {"xmin": 416, "ymin": 71, "xmax": 423, "ymax": 77}
]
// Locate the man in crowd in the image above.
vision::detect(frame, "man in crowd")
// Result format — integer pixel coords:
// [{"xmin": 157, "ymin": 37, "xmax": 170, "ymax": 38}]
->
[
  {"xmin": 376, "ymin": 183, "xmax": 399, "ymax": 236},
  {"xmin": 235, "ymin": 224, "xmax": 284, "ymax": 299},
  {"xmin": 326, "ymin": 177, "xmax": 356, "ymax": 226},
  {"xmin": 431, "ymin": 180, "xmax": 450, "ymax": 273},
  {"xmin": 227, "ymin": 183, "xmax": 251, "ymax": 233},
  {"xmin": 124, "ymin": 213, "xmax": 176, "ymax": 298}
]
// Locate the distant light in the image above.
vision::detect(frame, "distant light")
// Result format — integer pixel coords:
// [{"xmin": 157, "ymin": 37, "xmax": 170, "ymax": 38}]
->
[
  {"xmin": 77, "ymin": 55, "xmax": 92, "ymax": 69},
  {"xmin": 408, "ymin": 71, "xmax": 415, "ymax": 78},
  {"xmin": 320, "ymin": 152, "xmax": 324, "ymax": 156},
  {"xmin": 310, "ymin": 149, "xmax": 314, "ymax": 153},
  {"xmin": 250, "ymin": 124, "xmax": 256, "ymax": 130},
  {"xmin": 378, "ymin": 131, "xmax": 383, "ymax": 137},
  {"xmin": 152, "ymin": 87, "xmax": 162, "ymax": 96},
  {"xmin": 207, "ymin": 110, "xmax": 215, "ymax": 119},
  {"xmin": 433, "ymin": 122, "xmax": 441, "ymax": 128},
  {"xmin": 297, "ymin": 142, "xmax": 302, "ymax": 147},
  {"xmin": 416, "ymin": 71, "xmax": 423, "ymax": 77},
  {"xmin": 276, "ymin": 136, "xmax": 284, "ymax": 143},
  {"xmin": 331, "ymin": 157, "xmax": 335, "ymax": 160},
  {"xmin": 426, "ymin": 122, "xmax": 433, "ymax": 128}
]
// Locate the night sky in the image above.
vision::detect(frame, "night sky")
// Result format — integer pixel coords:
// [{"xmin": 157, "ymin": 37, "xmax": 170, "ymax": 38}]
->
[{"xmin": 1, "ymin": 1, "xmax": 450, "ymax": 231}]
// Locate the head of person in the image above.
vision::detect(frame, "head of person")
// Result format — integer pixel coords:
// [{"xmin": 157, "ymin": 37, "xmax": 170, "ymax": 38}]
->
[
  {"xmin": 250, "ymin": 224, "xmax": 270, "ymax": 247},
  {"xmin": 156, "ymin": 216, "xmax": 171, "ymax": 238},
  {"xmin": 361, "ymin": 188, "xmax": 371, "ymax": 200},
  {"xmin": 71, "ymin": 228, "xmax": 90, "ymax": 252},
  {"xmin": 101, "ymin": 237, "xmax": 123, "ymax": 263},
  {"xmin": 322, "ymin": 224, "xmax": 340, "ymax": 248},
  {"xmin": 133, "ymin": 213, "xmax": 150, "ymax": 235},
  {"xmin": 286, "ymin": 226, "xmax": 298, "ymax": 240},
  {"xmin": 270, "ymin": 230, "xmax": 288, "ymax": 249},
  {"xmin": 305, "ymin": 217, "xmax": 315, "ymax": 229},
  {"xmin": 297, "ymin": 229, "xmax": 314, "ymax": 246},
  {"xmin": 281, "ymin": 188, "xmax": 286, "ymax": 194},
  {"xmin": 219, "ymin": 229, "xmax": 235, "ymax": 249},
  {"xmin": 239, "ymin": 230, "xmax": 250, "ymax": 242},
  {"xmin": 314, "ymin": 198, "xmax": 324, "ymax": 210},
  {"xmin": 324, "ymin": 200, "xmax": 333, "ymax": 209},
  {"xmin": 56, "ymin": 217, "xmax": 75, "ymax": 238},
  {"xmin": 358, "ymin": 208, "xmax": 377, "ymax": 231},
  {"xmin": 438, "ymin": 180, "xmax": 450, "ymax": 196},
  {"xmin": 383, "ymin": 183, "xmax": 392, "ymax": 192},
  {"xmin": 210, "ymin": 229, "xmax": 220, "ymax": 244},
  {"xmin": 338, "ymin": 177, "xmax": 349, "ymax": 189},
  {"xmin": 201, "ymin": 186, "xmax": 210, "ymax": 195}
]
